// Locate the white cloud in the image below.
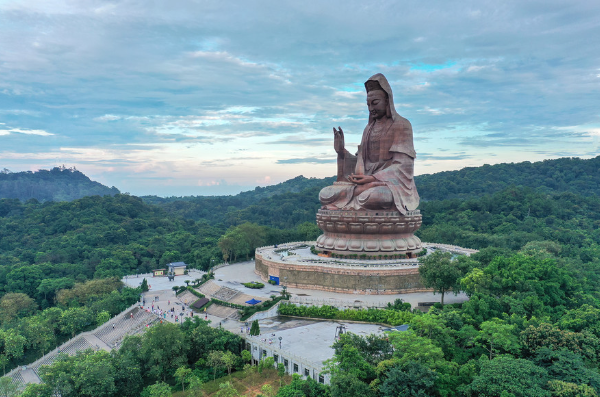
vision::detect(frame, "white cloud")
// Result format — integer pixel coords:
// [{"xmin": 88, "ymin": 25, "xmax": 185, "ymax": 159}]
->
[
  {"xmin": 0, "ymin": 128, "xmax": 53, "ymax": 136},
  {"xmin": 1, "ymin": 0, "xmax": 599, "ymax": 195},
  {"xmin": 94, "ymin": 114, "xmax": 121, "ymax": 121}
]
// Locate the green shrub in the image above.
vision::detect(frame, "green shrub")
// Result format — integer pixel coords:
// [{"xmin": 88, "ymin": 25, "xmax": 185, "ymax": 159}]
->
[
  {"xmin": 210, "ymin": 298, "xmax": 245, "ymax": 309},
  {"xmin": 239, "ymin": 296, "xmax": 288, "ymax": 321},
  {"xmin": 278, "ymin": 303, "xmax": 414, "ymax": 326},
  {"xmin": 186, "ymin": 286, "xmax": 205, "ymax": 299},
  {"xmin": 242, "ymin": 281, "xmax": 265, "ymax": 289}
]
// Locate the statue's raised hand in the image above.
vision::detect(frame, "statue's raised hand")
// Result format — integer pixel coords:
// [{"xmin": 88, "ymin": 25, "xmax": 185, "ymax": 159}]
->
[{"xmin": 333, "ymin": 126, "xmax": 345, "ymax": 155}]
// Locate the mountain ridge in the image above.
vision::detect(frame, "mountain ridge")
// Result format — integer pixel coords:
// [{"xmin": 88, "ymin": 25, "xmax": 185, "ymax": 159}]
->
[
  {"xmin": 0, "ymin": 166, "xmax": 120, "ymax": 202},
  {"xmin": 141, "ymin": 156, "xmax": 600, "ymax": 224}
]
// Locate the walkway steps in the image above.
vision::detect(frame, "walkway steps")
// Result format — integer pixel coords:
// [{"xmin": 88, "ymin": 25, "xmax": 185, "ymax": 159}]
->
[
  {"xmin": 206, "ymin": 305, "xmax": 240, "ymax": 319},
  {"xmin": 197, "ymin": 280, "xmax": 221, "ymax": 296},
  {"xmin": 212, "ymin": 286, "xmax": 240, "ymax": 301},
  {"xmin": 30, "ymin": 336, "xmax": 93, "ymax": 373},
  {"xmin": 229, "ymin": 293, "xmax": 263, "ymax": 306},
  {"xmin": 5, "ymin": 303, "xmax": 161, "ymax": 391},
  {"xmin": 93, "ymin": 307, "xmax": 156, "ymax": 348},
  {"xmin": 177, "ymin": 290, "xmax": 199, "ymax": 306}
]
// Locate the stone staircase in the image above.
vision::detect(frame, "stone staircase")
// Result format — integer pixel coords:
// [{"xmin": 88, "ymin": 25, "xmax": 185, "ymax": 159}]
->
[
  {"xmin": 93, "ymin": 307, "xmax": 157, "ymax": 348},
  {"xmin": 7, "ymin": 369, "xmax": 26, "ymax": 389},
  {"xmin": 197, "ymin": 280, "xmax": 221, "ymax": 296},
  {"xmin": 29, "ymin": 336, "xmax": 93, "ymax": 374},
  {"xmin": 229, "ymin": 293, "xmax": 262, "ymax": 306},
  {"xmin": 177, "ymin": 290, "xmax": 199, "ymax": 305},
  {"xmin": 6, "ymin": 304, "xmax": 161, "ymax": 390},
  {"xmin": 206, "ymin": 305, "xmax": 240, "ymax": 320},
  {"xmin": 197, "ymin": 280, "xmax": 243, "ymax": 305},
  {"xmin": 212, "ymin": 286, "xmax": 241, "ymax": 301}
]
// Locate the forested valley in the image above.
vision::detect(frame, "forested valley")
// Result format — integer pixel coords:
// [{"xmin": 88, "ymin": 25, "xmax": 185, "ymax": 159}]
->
[{"xmin": 0, "ymin": 155, "xmax": 599, "ymax": 396}]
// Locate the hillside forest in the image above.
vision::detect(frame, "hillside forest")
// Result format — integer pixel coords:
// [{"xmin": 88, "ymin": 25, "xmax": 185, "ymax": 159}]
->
[{"xmin": 0, "ymin": 155, "xmax": 599, "ymax": 396}]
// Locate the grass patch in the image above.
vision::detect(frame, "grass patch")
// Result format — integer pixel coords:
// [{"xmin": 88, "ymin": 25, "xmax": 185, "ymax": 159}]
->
[{"xmin": 178, "ymin": 367, "xmax": 291, "ymax": 396}]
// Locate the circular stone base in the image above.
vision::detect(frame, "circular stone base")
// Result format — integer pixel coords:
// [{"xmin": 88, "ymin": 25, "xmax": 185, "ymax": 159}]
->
[
  {"xmin": 255, "ymin": 242, "xmax": 428, "ymax": 295},
  {"xmin": 255, "ymin": 242, "xmax": 478, "ymax": 295},
  {"xmin": 315, "ymin": 209, "xmax": 422, "ymax": 257}
]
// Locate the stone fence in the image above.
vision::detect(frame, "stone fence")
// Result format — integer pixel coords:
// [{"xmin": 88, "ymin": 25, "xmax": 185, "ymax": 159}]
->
[
  {"xmin": 289, "ymin": 296, "xmax": 389, "ymax": 309},
  {"xmin": 246, "ymin": 301, "xmax": 284, "ymax": 322}
]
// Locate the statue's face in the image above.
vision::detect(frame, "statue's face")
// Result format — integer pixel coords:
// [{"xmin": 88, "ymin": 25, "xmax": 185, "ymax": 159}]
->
[{"xmin": 367, "ymin": 90, "xmax": 388, "ymax": 120}]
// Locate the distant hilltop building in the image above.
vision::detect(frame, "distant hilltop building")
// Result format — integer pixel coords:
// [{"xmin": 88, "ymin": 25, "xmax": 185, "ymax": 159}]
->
[{"xmin": 167, "ymin": 262, "xmax": 187, "ymax": 276}]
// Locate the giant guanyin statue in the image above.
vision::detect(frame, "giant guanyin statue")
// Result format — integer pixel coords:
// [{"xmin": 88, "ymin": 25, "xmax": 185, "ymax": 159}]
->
[{"xmin": 315, "ymin": 73, "xmax": 422, "ymax": 257}]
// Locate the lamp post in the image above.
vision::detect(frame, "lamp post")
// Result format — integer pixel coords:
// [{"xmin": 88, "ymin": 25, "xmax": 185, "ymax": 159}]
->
[
  {"xmin": 282, "ymin": 276, "xmax": 288, "ymax": 298},
  {"xmin": 279, "ymin": 336, "xmax": 282, "ymax": 349}
]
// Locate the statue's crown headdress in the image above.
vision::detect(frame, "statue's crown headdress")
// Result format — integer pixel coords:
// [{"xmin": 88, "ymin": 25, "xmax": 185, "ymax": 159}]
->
[{"xmin": 365, "ymin": 80, "xmax": 384, "ymax": 93}]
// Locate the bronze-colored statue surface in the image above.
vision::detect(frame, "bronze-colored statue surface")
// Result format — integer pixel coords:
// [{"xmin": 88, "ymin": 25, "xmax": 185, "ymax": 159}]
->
[{"xmin": 319, "ymin": 73, "xmax": 419, "ymax": 215}]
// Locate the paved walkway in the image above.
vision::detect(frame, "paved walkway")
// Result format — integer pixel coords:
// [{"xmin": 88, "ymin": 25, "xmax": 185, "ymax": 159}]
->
[
  {"xmin": 83, "ymin": 334, "xmax": 111, "ymax": 352},
  {"xmin": 122, "ymin": 269, "xmax": 206, "ymax": 290}
]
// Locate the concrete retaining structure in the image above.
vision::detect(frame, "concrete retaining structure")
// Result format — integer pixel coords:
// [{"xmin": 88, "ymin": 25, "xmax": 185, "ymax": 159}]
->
[{"xmin": 244, "ymin": 335, "xmax": 330, "ymax": 384}]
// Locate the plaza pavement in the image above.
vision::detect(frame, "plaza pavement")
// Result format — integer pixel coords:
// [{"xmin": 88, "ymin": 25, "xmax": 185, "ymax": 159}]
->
[
  {"xmin": 119, "ymin": 260, "xmax": 470, "ymax": 371},
  {"xmin": 121, "ymin": 261, "xmax": 468, "ymax": 364},
  {"xmin": 122, "ymin": 269, "xmax": 206, "ymax": 291}
]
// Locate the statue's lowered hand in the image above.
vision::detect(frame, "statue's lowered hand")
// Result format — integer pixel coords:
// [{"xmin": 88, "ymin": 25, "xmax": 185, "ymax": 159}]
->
[
  {"xmin": 348, "ymin": 174, "xmax": 376, "ymax": 185},
  {"xmin": 333, "ymin": 126, "xmax": 345, "ymax": 155}
]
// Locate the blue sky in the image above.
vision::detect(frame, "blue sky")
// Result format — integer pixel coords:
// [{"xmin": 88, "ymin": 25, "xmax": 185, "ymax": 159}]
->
[{"xmin": 1, "ymin": 0, "xmax": 599, "ymax": 196}]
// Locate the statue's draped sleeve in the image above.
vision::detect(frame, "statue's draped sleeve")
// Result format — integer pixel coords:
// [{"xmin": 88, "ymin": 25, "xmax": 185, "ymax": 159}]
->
[
  {"xmin": 389, "ymin": 117, "xmax": 416, "ymax": 159},
  {"xmin": 337, "ymin": 149, "xmax": 357, "ymax": 182}
]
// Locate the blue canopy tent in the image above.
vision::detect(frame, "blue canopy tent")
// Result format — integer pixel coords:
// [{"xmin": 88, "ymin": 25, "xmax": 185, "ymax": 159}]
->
[{"xmin": 245, "ymin": 299, "xmax": 262, "ymax": 305}]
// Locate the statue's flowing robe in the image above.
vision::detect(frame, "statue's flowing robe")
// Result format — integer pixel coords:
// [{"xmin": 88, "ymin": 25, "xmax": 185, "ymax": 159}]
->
[
  {"xmin": 336, "ymin": 73, "xmax": 419, "ymax": 214},
  {"xmin": 354, "ymin": 113, "xmax": 419, "ymax": 214}
]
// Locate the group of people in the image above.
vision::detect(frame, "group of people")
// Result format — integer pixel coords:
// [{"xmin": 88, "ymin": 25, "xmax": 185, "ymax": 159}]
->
[{"xmin": 139, "ymin": 295, "xmax": 201, "ymax": 324}]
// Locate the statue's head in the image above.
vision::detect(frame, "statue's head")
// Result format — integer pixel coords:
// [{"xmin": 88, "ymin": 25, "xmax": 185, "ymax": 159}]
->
[{"xmin": 365, "ymin": 80, "xmax": 390, "ymax": 120}]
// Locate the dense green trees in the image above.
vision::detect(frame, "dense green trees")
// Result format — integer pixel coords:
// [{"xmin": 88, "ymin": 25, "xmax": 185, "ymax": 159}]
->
[
  {"xmin": 2, "ymin": 157, "xmax": 600, "ymax": 395},
  {"xmin": 0, "ymin": 194, "xmax": 224, "ymax": 287},
  {"xmin": 465, "ymin": 356, "xmax": 551, "ymax": 397},
  {"xmin": 17, "ymin": 318, "xmax": 243, "ymax": 397},
  {"xmin": 0, "ymin": 279, "xmax": 139, "ymax": 373},
  {"xmin": 40, "ymin": 350, "xmax": 117, "ymax": 397},
  {"xmin": 379, "ymin": 361, "xmax": 438, "ymax": 397},
  {"xmin": 218, "ymin": 223, "xmax": 267, "ymax": 262},
  {"xmin": 320, "ymin": 238, "xmax": 600, "ymax": 396},
  {"xmin": 415, "ymin": 156, "xmax": 600, "ymax": 201},
  {"xmin": 418, "ymin": 252, "xmax": 474, "ymax": 306}
]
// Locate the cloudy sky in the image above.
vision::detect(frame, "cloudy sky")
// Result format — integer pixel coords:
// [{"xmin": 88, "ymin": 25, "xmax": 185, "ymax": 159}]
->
[{"xmin": 1, "ymin": 1, "xmax": 599, "ymax": 196}]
